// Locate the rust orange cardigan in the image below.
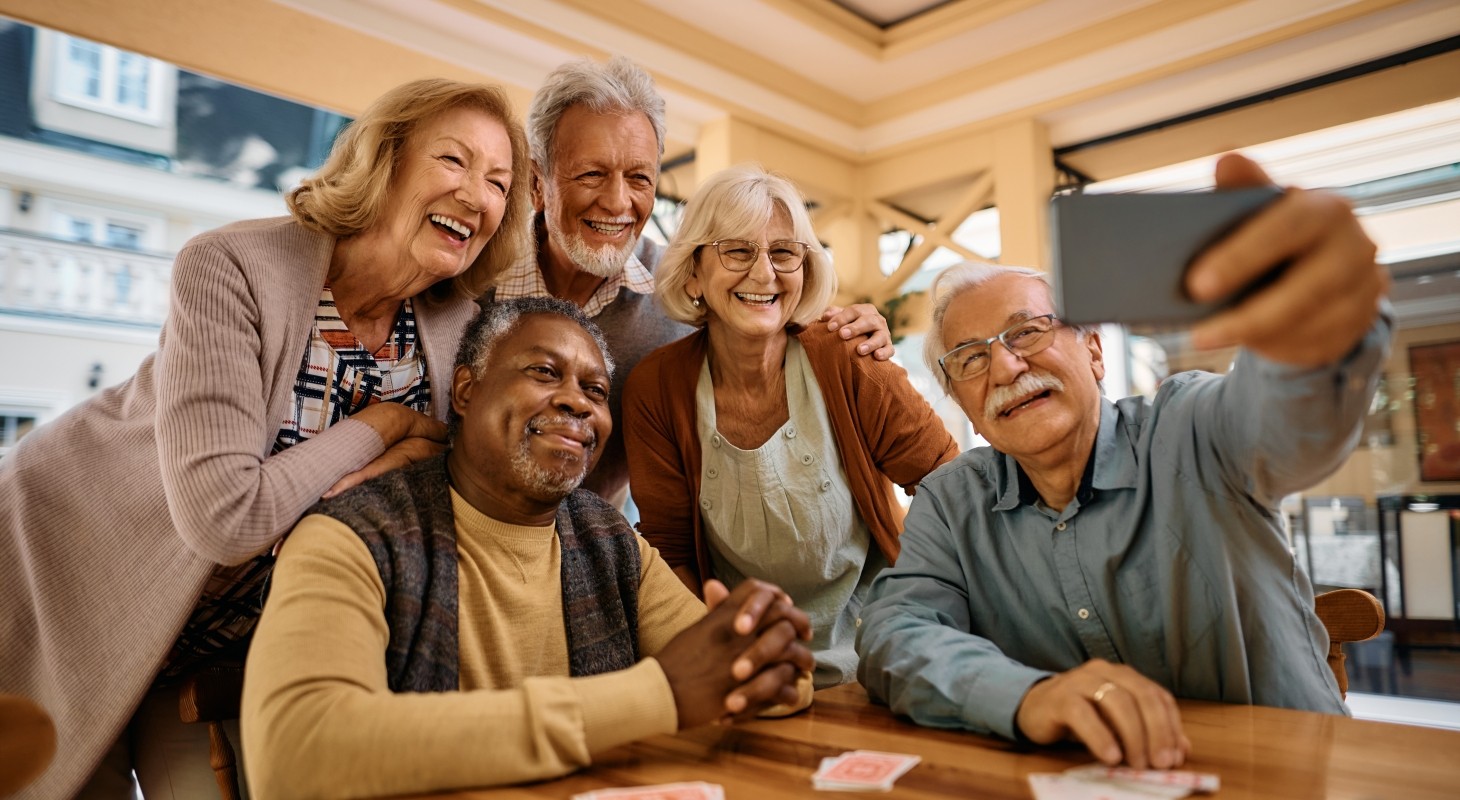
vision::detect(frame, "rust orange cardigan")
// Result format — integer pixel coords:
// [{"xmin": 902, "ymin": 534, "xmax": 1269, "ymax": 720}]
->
[{"xmin": 622, "ymin": 324, "xmax": 961, "ymax": 587}]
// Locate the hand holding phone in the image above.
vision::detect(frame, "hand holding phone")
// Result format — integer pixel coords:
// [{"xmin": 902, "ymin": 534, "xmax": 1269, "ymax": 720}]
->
[
  {"xmin": 1050, "ymin": 186, "xmax": 1283, "ymax": 327},
  {"xmin": 1049, "ymin": 154, "xmax": 1385, "ymax": 367}
]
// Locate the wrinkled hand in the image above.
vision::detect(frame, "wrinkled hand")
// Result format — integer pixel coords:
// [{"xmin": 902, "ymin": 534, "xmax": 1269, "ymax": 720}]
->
[
  {"xmin": 821, "ymin": 303, "xmax": 894, "ymax": 361},
  {"xmin": 658, "ymin": 579, "xmax": 814, "ymax": 728},
  {"xmin": 1186, "ymin": 153, "xmax": 1386, "ymax": 367},
  {"xmin": 1016, "ymin": 659, "xmax": 1189, "ymax": 770},
  {"xmin": 324, "ymin": 404, "xmax": 448, "ymax": 497},
  {"xmin": 325, "ymin": 436, "xmax": 446, "ymax": 498}
]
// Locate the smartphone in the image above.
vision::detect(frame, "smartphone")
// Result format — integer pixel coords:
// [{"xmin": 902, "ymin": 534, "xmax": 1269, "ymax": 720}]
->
[{"xmin": 1049, "ymin": 186, "xmax": 1283, "ymax": 326}]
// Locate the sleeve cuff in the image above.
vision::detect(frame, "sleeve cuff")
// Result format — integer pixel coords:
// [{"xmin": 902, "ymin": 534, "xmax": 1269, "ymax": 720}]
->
[
  {"xmin": 973, "ymin": 665, "xmax": 1054, "ymax": 741},
  {"xmin": 572, "ymin": 658, "xmax": 679, "ymax": 755}
]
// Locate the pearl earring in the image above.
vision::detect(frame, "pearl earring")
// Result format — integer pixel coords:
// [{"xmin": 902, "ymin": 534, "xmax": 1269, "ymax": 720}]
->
[{"xmin": 692, "ymin": 296, "xmax": 701, "ymax": 308}]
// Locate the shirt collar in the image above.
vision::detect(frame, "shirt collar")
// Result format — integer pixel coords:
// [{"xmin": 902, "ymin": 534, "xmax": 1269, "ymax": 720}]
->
[
  {"xmin": 991, "ymin": 396, "xmax": 1137, "ymax": 512},
  {"xmin": 494, "ymin": 216, "xmax": 656, "ymax": 315}
]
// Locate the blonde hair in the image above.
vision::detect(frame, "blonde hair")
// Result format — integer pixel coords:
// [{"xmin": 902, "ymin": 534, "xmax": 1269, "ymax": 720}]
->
[
  {"xmin": 656, "ymin": 164, "xmax": 835, "ymax": 328},
  {"xmin": 287, "ymin": 78, "xmax": 532, "ymax": 299}
]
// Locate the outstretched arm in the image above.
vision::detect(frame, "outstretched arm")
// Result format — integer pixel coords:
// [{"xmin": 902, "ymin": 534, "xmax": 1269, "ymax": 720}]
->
[{"xmin": 1180, "ymin": 154, "xmax": 1391, "ymax": 504}]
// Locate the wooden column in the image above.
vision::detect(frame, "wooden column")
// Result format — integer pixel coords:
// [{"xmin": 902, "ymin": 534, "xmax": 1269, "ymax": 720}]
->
[{"xmin": 991, "ymin": 118, "xmax": 1055, "ymax": 270}]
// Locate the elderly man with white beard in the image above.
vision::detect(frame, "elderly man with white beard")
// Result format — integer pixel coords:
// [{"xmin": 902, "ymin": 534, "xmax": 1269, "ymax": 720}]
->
[
  {"xmin": 856, "ymin": 154, "xmax": 1390, "ymax": 772},
  {"xmin": 241, "ymin": 297, "xmax": 813, "ymax": 798},
  {"xmin": 488, "ymin": 57, "xmax": 893, "ymax": 504}
]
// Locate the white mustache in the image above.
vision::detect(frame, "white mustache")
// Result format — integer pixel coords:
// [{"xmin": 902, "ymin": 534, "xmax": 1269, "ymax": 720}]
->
[
  {"xmin": 984, "ymin": 371, "xmax": 1065, "ymax": 420},
  {"xmin": 527, "ymin": 414, "xmax": 597, "ymax": 452}
]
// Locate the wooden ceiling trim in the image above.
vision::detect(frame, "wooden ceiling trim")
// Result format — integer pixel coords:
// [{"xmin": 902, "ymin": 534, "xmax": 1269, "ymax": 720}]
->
[
  {"xmin": 545, "ymin": 0, "xmax": 864, "ymax": 123},
  {"xmin": 864, "ymin": 0, "xmax": 1236, "ymax": 124},
  {"xmin": 0, "ymin": 0, "xmax": 525, "ymax": 116},
  {"xmin": 758, "ymin": 0, "xmax": 884, "ymax": 57},
  {"xmin": 882, "ymin": 0, "xmax": 1046, "ymax": 60},
  {"xmin": 861, "ymin": 0, "xmax": 1417, "ymax": 161},
  {"xmin": 1059, "ymin": 49, "xmax": 1460, "ymax": 181}
]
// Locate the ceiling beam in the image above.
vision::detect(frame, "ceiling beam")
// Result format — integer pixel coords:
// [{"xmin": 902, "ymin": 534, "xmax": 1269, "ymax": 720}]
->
[{"xmin": 1060, "ymin": 48, "xmax": 1460, "ymax": 181}]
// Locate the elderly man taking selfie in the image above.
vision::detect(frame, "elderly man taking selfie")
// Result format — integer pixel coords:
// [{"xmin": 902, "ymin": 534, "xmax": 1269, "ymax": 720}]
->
[
  {"xmin": 857, "ymin": 154, "xmax": 1390, "ymax": 771},
  {"xmin": 242, "ymin": 298, "xmax": 812, "ymax": 799}
]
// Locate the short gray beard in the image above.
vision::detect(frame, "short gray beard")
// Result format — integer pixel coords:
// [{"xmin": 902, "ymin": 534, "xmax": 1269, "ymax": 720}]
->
[
  {"xmin": 984, "ymin": 370, "xmax": 1065, "ymax": 421},
  {"xmin": 509, "ymin": 414, "xmax": 596, "ymax": 499},
  {"xmin": 545, "ymin": 212, "xmax": 636, "ymax": 279}
]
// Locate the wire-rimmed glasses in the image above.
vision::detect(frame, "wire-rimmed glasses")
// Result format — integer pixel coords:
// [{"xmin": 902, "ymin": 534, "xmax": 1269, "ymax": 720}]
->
[
  {"xmin": 938, "ymin": 314, "xmax": 1059, "ymax": 382},
  {"xmin": 706, "ymin": 239, "xmax": 809, "ymax": 273}
]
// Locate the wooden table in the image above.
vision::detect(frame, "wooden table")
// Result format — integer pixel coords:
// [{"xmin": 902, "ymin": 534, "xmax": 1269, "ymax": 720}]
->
[{"xmin": 405, "ymin": 683, "xmax": 1460, "ymax": 799}]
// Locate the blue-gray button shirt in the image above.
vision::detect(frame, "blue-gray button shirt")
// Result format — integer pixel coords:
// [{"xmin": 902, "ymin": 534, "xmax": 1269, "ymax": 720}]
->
[{"xmin": 856, "ymin": 318, "xmax": 1389, "ymax": 740}]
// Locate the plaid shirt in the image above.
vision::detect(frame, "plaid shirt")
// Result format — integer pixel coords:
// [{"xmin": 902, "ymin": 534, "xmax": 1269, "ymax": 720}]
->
[
  {"xmin": 159, "ymin": 287, "xmax": 430, "ymax": 681},
  {"xmin": 494, "ymin": 239, "xmax": 656, "ymax": 317}
]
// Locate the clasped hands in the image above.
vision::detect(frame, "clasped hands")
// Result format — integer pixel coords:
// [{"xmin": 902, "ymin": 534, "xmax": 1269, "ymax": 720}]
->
[{"xmin": 656, "ymin": 578, "xmax": 814, "ymax": 729}]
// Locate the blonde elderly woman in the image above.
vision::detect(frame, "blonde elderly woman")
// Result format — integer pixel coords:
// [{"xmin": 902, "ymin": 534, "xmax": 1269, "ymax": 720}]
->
[
  {"xmin": 0, "ymin": 78, "xmax": 532, "ymax": 799},
  {"xmin": 624, "ymin": 164, "xmax": 959, "ymax": 689}
]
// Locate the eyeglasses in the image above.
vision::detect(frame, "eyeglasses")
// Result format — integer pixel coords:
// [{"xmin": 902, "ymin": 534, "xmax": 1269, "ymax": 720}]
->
[
  {"xmin": 938, "ymin": 314, "xmax": 1059, "ymax": 382},
  {"xmin": 706, "ymin": 239, "xmax": 809, "ymax": 273}
]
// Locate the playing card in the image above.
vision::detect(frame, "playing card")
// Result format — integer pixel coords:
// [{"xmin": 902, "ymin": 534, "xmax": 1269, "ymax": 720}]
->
[
  {"xmin": 1029, "ymin": 773, "xmax": 1173, "ymax": 800},
  {"xmin": 1064, "ymin": 765, "xmax": 1220, "ymax": 795},
  {"xmin": 570, "ymin": 781, "xmax": 724, "ymax": 800},
  {"xmin": 812, "ymin": 750, "xmax": 921, "ymax": 791}
]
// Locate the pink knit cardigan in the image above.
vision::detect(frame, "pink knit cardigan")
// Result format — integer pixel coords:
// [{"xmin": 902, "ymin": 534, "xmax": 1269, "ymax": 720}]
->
[{"xmin": 0, "ymin": 217, "xmax": 477, "ymax": 798}]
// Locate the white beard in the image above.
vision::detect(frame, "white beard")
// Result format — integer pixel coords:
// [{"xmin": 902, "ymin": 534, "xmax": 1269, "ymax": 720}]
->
[{"xmin": 546, "ymin": 213, "xmax": 637, "ymax": 279}]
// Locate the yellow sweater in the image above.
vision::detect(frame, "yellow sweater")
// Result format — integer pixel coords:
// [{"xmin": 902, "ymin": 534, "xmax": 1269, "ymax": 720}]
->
[{"xmin": 241, "ymin": 489, "xmax": 705, "ymax": 799}]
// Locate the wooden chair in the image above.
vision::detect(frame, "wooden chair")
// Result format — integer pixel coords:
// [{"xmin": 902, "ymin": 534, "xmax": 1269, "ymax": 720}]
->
[
  {"xmin": 178, "ymin": 663, "xmax": 246, "ymax": 800},
  {"xmin": 1314, "ymin": 588, "xmax": 1386, "ymax": 697},
  {"xmin": 0, "ymin": 693, "xmax": 57, "ymax": 795}
]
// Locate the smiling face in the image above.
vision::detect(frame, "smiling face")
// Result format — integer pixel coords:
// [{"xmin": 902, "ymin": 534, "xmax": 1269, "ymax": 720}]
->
[
  {"xmin": 449, "ymin": 314, "xmax": 613, "ymax": 524},
  {"xmin": 534, "ymin": 105, "xmax": 659, "ymax": 278},
  {"xmin": 686, "ymin": 205, "xmax": 804, "ymax": 344},
  {"xmin": 363, "ymin": 106, "xmax": 514, "ymax": 291},
  {"xmin": 942, "ymin": 274, "xmax": 1105, "ymax": 462}
]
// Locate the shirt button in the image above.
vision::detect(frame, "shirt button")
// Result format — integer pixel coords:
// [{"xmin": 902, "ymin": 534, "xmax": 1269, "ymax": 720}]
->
[
  {"xmin": 820, "ymin": 479, "xmax": 832, "ymax": 492},
  {"xmin": 707, "ymin": 467, "xmax": 718, "ymax": 479},
  {"xmin": 1056, "ymin": 522, "xmax": 1067, "ymax": 532},
  {"xmin": 1078, "ymin": 608, "xmax": 1090, "ymax": 620},
  {"xmin": 785, "ymin": 428, "xmax": 797, "ymax": 439},
  {"xmin": 711, "ymin": 434, "xmax": 722, "ymax": 448},
  {"xmin": 700, "ymin": 498, "xmax": 713, "ymax": 510},
  {"xmin": 801, "ymin": 453, "xmax": 814, "ymax": 465}
]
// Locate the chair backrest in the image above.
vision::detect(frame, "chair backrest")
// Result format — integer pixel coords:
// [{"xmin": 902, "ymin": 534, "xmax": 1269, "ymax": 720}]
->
[
  {"xmin": 1314, "ymin": 588, "xmax": 1385, "ymax": 697},
  {"xmin": 179, "ymin": 664, "xmax": 245, "ymax": 800},
  {"xmin": 0, "ymin": 693, "xmax": 56, "ymax": 795}
]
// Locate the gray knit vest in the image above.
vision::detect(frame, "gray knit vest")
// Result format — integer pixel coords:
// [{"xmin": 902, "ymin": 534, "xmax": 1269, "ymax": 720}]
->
[{"xmin": 307, "ymin": 455, "xmax": 642, "ymax": 692}]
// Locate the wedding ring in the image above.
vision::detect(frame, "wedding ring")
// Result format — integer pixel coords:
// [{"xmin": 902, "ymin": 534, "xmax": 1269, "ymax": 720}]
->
[{"xmin": 1092, "ymin": 681, "xmax": 1118, "ymax": 704}]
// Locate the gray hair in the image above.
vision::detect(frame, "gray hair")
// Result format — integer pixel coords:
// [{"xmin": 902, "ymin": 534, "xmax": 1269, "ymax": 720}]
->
[
  {"xmin": 924, "ymin": 261, "xmax": 1095, "ymax": 393},
  {"xmin": 450, "ymin": 297, "xmax": 615, "ymax": 439},
  {"xmin": 656, "ymin": 163, "xmax": 836, "ymax": 328},
  {"xmin": 528, "ymin": 56, "xmax": 667, "ymax": 175}
]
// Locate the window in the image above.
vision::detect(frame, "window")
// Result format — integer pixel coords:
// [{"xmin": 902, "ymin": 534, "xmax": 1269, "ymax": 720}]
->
[
  {"xmin": 52, "ymin": 34, "xmax": 164, "ymax": 123},
  {"xmin": 0, "ymin": 412, "xmax": 38, "ymax": 457},
  {"xmin": 49, "ymin": 202, "xmax": 162, "ymax": 253}
]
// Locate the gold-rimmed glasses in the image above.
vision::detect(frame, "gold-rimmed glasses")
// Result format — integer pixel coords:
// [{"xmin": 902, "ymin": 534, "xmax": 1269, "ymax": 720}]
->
[{"xmin": 706, "ymin": 239, "xmax": 809, "ymax": 273}]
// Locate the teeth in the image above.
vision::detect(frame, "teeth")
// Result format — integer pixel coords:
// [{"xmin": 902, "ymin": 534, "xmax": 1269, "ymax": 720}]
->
[
  {"xmin": 736, "ymin": 293, "xmax": 776, "ymax": 303},
  {"xmin": 429, "ymin": 214, "xmax": 472, "ymax": 240},
  {"xmin": 585, "ymin": 220, "xmax": 629, "ymax": 234}
]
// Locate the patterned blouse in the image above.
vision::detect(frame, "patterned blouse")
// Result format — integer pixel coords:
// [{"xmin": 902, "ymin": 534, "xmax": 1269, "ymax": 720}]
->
[{"xmin": 160, "ymin": 288, "xmax": 431, "ymax": 680}]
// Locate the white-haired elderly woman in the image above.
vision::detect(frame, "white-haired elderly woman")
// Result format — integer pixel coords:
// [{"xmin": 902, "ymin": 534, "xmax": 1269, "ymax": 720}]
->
[
  {"xmin": 624, "ymin": 164, "xmax": 959, "ymax": 688},
  {"xmin": 0, "ymin": 78, "xmax": 532, "ymax": 798}
]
